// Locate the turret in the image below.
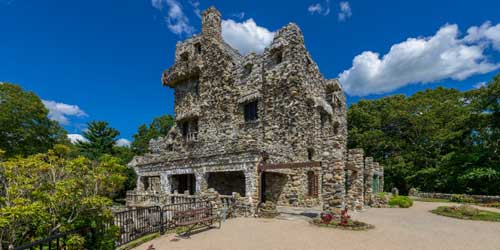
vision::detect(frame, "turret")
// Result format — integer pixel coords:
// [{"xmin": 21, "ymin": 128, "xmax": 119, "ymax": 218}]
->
[{"xmin": 202, "ymin": 7, "xmax": 222, "ymax": 41}]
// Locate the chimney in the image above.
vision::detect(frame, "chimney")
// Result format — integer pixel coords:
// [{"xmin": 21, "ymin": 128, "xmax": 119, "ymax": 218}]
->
[{"xmin": 202, "ymin": 7, "xmax": 222, "ymax": 41}]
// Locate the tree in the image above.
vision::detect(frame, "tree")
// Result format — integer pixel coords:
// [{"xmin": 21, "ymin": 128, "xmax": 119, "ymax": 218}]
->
[
  {"xmin": 0, "ymin": 83, "xmax": 68, "ymax": 158},
  {"xmin": 0, "ymin": 145, "xmax": 125, "ymax": 249},
  {"xmin": 348, "ymin": 75, "xmax": 500, "ymax": 195},
  {"xmin": 131, "ymin": 115, "xmax": 174, "ymax": 155},
  {"xmin": 76, "ymin": 121, "xmax": 120, "ymax": 160}
]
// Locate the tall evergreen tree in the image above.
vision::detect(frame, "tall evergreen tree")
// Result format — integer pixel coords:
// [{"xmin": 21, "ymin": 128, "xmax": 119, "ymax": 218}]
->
[
  {"xmin": 76, "ymin": 121, "xmax": 119, "ymax": 160},
  {"xmin": 131, "ymin": 115, "xmax": 174, "ymax": 155}
]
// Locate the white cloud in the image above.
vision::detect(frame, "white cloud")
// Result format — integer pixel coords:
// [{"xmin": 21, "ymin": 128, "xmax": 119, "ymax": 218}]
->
[
  {"xmin": 465, "ymin": 21, "xmax": 500, "ymax": 51},
  {"xmin": 42, "ymin": 100, "xmax": 87, "ymax": 125},
  {"xmin": 338, "ymin": 1, "xmax": 352, "ymax": 21},
  {"xmin": 222, "ymin": 19, "xmax": 275, "ymax": 55},
  {"xmin": 339, "ymin": 23, "xmax": 500, "ymax": 96},
  {"xmin": 151, "ymin": 0, "xmax": 195, "ymax": 36},
  {"xmin": 308, "ymin": 0, "xmax": 330, "ymax": 16},
  {"xmin": 67, "ymin": 134, "xmax": 88, "ymax": 144},
  {"xmin": 188, "ymin": 0, "xmax": 201, "ymax": 18},
  {"xmin": 474, "ymin": 81, "xmax": 487, "ymax": 89},
  {"xmin": 116, "ymin": 138, "xmax": 131, "ymax": 147}
]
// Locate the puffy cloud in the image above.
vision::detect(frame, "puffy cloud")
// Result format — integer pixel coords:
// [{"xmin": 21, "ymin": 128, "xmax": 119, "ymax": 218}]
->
[
  {"xmin": 232, "ymin": 12, "xmax": 245, "ymax": 20},
  {"xmin": 339, "ymin": 23, "xmax": 500, "ymax": 96},
  {"xmin": 338, "ymin": 2, "xmax": 352, "ymax": 21},
  {"xmin": 308, "ymin": 0, "xmax": 330, "ymax": 16},
  {"xmin": 42, "ymin": 100, "xmax": 87, "ymax": 125},
  {"xmin": 115, "ymin": 138, "xmax": 131, "ymax": 147},
  {"xmin": 67, "ymin": 134, "xmax": 88, "ymax": 144},
  {"xmin": 221, "ymin": 19, "xmax": 275, "ymax": 55},
  {"xmin": 151, "ymin": 0, "xmax": 195, "ymax": 35},
  {"xmin": 465, "ymin": 21, "xmax": 500, "ymax": 51}
]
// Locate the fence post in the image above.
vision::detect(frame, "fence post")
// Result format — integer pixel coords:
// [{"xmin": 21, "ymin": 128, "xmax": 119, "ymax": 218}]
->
[{"xmin": 160, "ymin": 207, "xmax": 165, "ymax": 235}]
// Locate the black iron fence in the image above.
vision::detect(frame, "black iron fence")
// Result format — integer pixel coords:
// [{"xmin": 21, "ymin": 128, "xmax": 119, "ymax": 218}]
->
[
  {"xmin": 113, "ymin": 200, "xmax": 214, "ymax": 247},
  {"xmin": 12, "ymin": 227, "xmax": 89, "ymax": 250}
]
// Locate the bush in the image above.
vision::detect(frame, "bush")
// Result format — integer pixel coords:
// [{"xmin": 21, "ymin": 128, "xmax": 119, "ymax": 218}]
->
[
  {"xmin": 388, "ymin": 196, "xmax": 413, "ymax": 208},
  {"xmin": 450, "ymin": 194, "xmax": 476, "ymax": 203}
]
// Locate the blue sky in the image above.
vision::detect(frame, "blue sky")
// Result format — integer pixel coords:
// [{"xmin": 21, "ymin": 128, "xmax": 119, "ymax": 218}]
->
[{"xmin": 1, "ymin": 0, "xmax": 499, "ymax": 144}]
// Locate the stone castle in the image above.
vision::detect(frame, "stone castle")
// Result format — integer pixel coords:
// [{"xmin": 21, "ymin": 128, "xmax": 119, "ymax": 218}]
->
[{"xmin": 128, "ymin": 7, "xmax": 384, "ymax": 213}]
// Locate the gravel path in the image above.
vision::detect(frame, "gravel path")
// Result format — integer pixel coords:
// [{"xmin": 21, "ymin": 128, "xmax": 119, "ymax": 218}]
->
[{"xmin": 133, "ymin": 201, "xmax": 500, "ymax": 250}]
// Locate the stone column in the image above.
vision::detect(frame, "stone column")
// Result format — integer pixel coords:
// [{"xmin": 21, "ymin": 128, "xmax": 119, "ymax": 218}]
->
[
  {"xmin": 194, "ymin": 171, "xmax": 208, "ymax": 194},
  {"xmin": 364, "ymin": 157, "xmax": 374, "ymax": 206},
  {"xmin": 346, "ymin": 149, "xmax": 365, "ymax": 210},
  {"xmin": 136, "ymin": 176, "xmax": 145, "ymax": 191},
  {"xmin": 380, "ymin": 166, "xmax": 385, "ymax": 193},
  {"xmin": 160, "ymin": 173, "xmax": 171, "ymax": 194},
  {"xmin": 322, "ymin": 160, "xmax": 345, "ymax": 214}
]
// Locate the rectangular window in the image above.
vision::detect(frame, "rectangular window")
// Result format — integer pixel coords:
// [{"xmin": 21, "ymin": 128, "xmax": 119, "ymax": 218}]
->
[
  {"xmin": 307, "ymin": 171, "xmax": 318, "ymax": 197},
  {"xmin": 180, "ymin": 119, "xmax": 198, "ymax": 141},
  {"xmin": 244, "ymin": 101, "xmax": 258, "ymax": 122}
]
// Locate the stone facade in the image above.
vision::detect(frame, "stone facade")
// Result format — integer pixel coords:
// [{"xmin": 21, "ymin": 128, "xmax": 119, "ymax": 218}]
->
[{"xmin": 128, "ymin": 7, "xmax": 383, "ymax": 214}]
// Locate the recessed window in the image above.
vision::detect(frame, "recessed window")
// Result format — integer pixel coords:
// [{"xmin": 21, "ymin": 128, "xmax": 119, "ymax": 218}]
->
[
  {"xmin": 333, "ymin": 122, "xmax": 340, "ymax": 135},
  {"xmin": 307, "ymin": 148, "xmax": 314, "ymax": 161},
  {"xmin": 320, "ymin": 111, "xmax": 328, "ymax": 128},
  {"xmin": 272, "ymin": 50, "xmax": 283, "ymax": 65},
  {"xmin": 180, "ymin": 52, "xmax": 189, "ymax": 61},
  {"xmin": 307, "ymin": 171, "xmax": 318, "ymax": 197},
  {"xmin": 194, "ymin": 80, "xmax": 200, "ymax": 96},
  {"xmin": 244, "ymin": 101, "xmax": 258, "ymax": 122},
  {"xmin": 194, "ymin": 43, "xmax": 202, "ymax": 54},
  {"xmin": 180, "ymin": 118, "xmax": 198, "ymax": 141},
  {"xmin": 243, "ymin": 63, "xmax": 253, "ymax": 77}
]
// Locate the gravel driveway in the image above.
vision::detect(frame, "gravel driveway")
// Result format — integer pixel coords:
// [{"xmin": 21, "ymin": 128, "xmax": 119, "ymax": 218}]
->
[{"xmin": 133, "ymin": 201, "xmax": 500, "ymax": 250}]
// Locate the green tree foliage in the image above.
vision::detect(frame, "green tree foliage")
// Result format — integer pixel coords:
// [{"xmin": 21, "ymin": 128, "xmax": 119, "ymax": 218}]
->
[
  {"xmin": 131, "ymin": 115, "xmax": 174, "ymax": 155},
  {"xmin": 76, "ymin": 121, "xmax": 120, "ymax": 160},
  {"xmin": 0, "ymin": 144, "xmax": 125, "ymax": 249},
  {"xmin": 0, "ymin": 83, "xmax": 68, "ymax": 158},
  {"xmin": 348, "ymin": 75, "xmax": 500, "ymax": 195}
]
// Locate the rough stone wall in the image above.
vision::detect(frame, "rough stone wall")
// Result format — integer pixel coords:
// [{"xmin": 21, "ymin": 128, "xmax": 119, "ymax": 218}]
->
[
  {"xmin": 346, "ymin": 149, "xmax": 364, "ymax": 210},
  {"xmin": 322, "ymin": 160, "xmax": 346, "ymax": 213},
  {"xmin": 263, "ymin": 167, "xmax": 321, "ymax": 207},
  {"xmin": 364, "ymin": 157, "xmax": 374, "ymax": 206}
]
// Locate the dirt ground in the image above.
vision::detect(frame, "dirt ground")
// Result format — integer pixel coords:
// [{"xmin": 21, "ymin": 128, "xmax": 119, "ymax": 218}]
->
[{"xmin": 133, "ymin": 201, "xmax": 500, "ymax": 250}]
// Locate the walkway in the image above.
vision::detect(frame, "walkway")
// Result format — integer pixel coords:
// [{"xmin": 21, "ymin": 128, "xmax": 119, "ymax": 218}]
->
[{"xmin": 133, "ymin": 201, "xmax": 500, "ymax": 250}]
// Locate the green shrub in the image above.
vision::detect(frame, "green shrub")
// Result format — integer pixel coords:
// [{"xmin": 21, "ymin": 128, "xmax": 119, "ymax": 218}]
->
[
  {"xmin": 450, "ymin": 194, "xmax": 476, "ymax": 203},
  {"xmin": 388, "ymin": 196, "xmax": 413, "ymax": 208}
]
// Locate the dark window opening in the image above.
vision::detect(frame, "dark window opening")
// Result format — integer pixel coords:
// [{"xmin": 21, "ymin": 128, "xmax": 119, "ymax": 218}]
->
[
  {"xmin": 307, "ymin": 148, "xmax": 314, "ymax": 161},
  {"xmin": 272, "ymin": 50, "xmax": 283, "ymax": 65},
  {"xmin": 166, "ymin": 144, "xmax": 173, "ymax": 151},
  {"xmin": 326, "ymin": 94, "xmax": 333, "ymax": 106},
  {"xmin": 194, "ymin": 80, "xmax": 200, "ymax": 96},
  {"xmin": 180, "ymin": 52, "xmax": 189, "ymax": 61},
  {"xmin": 244, "ymin": 101, "xmax": 258, "ymax": 122},
  {"xmin": 180, "ymin": 118, "xmax": 198, "ymax": 141},
  {"xmin": 307, "ymin": 171, "xmax": 318, "ymax": 197},
  {"xmin": 243, "ymin": 63, "xmax": 253, "ymax": 76},
  {"xmin": 194, "ymin": 43, "xmax": 202, "ymax": 54},
  {"xmin": 171, "ymin": 174, "xmax": 196, "ymax": 195},
  {"xmin": 333, "ymin": 122, "xmax": 340, "ymax": 135},
  {"xmin": 320, "ymin": 111, "xmax": 328, "ymax": 128}
]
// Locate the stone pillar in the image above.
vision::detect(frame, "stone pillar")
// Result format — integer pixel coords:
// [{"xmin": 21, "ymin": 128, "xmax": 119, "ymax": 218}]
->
[
  {"xmin": 364, "ymin": 157, "xmax": 374, "ymax": 206},
  {"xmin": 322, "ymin": 160, "xmax": 345, "ymax": 214},
  {"xmin": 136, "ymin": 176, "xmax": 145, "ymax": 191},
  {"xmin": 195, "ymin": 171, "xmax": 208, "ymax": 194},
  {"xmin": 346, "ymin": 149, "xmax": 365, "ymax": 210},
  {"xmin": 202, "ymin": 7, "xmax": 222, "ymax": 41},
  {"xmin": 380, "ymin": 165, "xmax": 385, "ymax": 193},
  {"xmin": 373, "ymin": 162, "xmax": 380, "ymax": 193},
  {"xmin": 160, "ymin": 173, "xmax": 171, "ymax": 194}
]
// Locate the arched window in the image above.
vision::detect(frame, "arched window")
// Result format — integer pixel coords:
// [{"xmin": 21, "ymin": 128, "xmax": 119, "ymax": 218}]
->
[{"xmin": 307, "ymin": 171, "xmax": 318, "ymax": 197}]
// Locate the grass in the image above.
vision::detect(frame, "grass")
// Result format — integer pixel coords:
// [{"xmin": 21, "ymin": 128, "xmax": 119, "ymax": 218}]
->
[
  {"xmin": 117, "ymin": 233, "xmax": 161, "ymax": 250},
  {"xmin": 431, "ymin": 205, "xmax": 500, "ymax": 222},
  {"xmin": 411, "ymin": 197, "xmax": 451, "ymax": 203}
]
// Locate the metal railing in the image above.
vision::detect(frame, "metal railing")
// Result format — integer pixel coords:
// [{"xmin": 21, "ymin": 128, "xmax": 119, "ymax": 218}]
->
[
  {"xmin": 113, "ymin": 200, "xmax": 214, "ymax": 247},
  {"xmin": 12, "ymin": 228, "xmax": 89, "ymax": 250}
]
